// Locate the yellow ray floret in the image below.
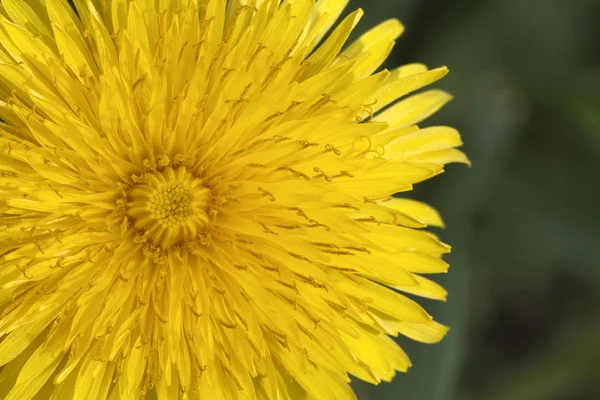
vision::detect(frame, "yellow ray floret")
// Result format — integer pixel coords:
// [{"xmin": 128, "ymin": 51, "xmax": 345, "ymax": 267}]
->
[{"xmin": 0, "ymin": 0, "xmax": 468, "ymax": 399}]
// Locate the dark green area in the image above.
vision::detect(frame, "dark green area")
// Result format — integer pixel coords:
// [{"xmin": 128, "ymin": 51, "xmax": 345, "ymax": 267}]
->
[{"xmin": 346, "ymin": 0, "xmax": 600, "ymax": 399}]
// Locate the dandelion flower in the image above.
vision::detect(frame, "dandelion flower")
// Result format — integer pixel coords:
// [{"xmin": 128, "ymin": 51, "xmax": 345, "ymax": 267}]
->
[{"xmin": 0, "ymin": 0, "xmax": 468, "ymax": 399}]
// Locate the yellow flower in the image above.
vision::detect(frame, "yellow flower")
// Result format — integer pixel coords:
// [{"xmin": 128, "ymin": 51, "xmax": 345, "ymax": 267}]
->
[{"xmin": 0, "ymin": 0, "xmax": 468, "ymax": 399}]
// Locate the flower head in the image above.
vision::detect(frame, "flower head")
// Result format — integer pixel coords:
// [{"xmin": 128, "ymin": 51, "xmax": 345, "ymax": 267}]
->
[{"xmin": 0, "ymin": 0, "xmax": 467, "ymax": 399}]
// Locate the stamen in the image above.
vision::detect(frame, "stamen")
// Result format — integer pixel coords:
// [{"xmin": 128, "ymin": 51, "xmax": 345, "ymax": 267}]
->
[
  {"xmin": 248, "ymin": 43, "xmax": 267, "ymax": 69},
  {"xmin": 218, "ymin": 357, "xmax": 244, "ymax": 390},
  {"xmin": 256, "ymin": 187, "xmax": 275, "ymax": 201},
  {"xmin": 324, "ymin": 144, "xmax": 342, "ymax": 156}
]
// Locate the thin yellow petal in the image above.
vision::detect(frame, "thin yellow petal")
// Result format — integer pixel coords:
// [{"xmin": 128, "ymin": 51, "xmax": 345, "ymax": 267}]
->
[
  {"xmin": 306, "ymin": 0, "xmax": 350, "ymax": 52},
  {"xmin": 410, "ymin": 148, "xmax": 472, "ymax": 166},
  {"xmin": 373, "ymin": 66, "xmax": 449, "ymax": 113},
  {"xmin": 394, "ymin": 320, "xmax": 450, "ymax": 344},
  {"xmin": 300, "ymin": 8, "xmax": 363, "ymax": 80},
  {"xmin": 343, "ymin": 19, "xmax": 404, "ymax": 59},
  {"xmin": 5, "ymin": 333, "xmax": 66, "ymax": 400},
  {"xmin": 2, "ymin": 0, "xmax": 53, "ymax": 41},
  {"xmin": 377, "ymin": 89, "xmax": 454, "ymax": 128},
  {"xmin": 378, "ymin": 197, "xmax": 445, "ymax": 228},
  {"xmin": 395, "ymin": 274, "xmax": 449, "ymax": 301}
]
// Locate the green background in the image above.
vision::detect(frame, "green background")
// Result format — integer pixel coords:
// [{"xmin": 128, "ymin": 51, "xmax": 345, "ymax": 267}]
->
[{"xmin": 345, "ymin": 0, "xmax": 600, "ymax": 399}]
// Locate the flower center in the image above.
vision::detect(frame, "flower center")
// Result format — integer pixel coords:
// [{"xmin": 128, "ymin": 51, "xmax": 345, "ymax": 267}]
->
[
  {"xmin": 148, "ymin": 182, "xmax": 194, "ymax": 226},
  {"xmin": 127, "ymin": 167, "xmax": 210, "ymax": 248}
]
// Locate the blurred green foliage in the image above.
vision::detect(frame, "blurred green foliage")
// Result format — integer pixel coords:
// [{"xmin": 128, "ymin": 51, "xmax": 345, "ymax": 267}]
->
[{"xmin": 345, "ymin": 0, "xmax": 600, "ymax": 399}]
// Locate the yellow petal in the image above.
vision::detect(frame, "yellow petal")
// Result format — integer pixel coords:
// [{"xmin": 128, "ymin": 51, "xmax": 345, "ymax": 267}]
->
[
  {"xmin": 305, "ymin": 0, "xmax": 350, "ymax": 53},
  {"xmin": 300, "ymin": 8, "xmax": 363, "ymax": 80},
  {"xmin": 5, "ymin": 335, "xmax": 65, "ymax": 400},
  {"xmin": 389, "ymin": 63, "xmax": 428, "ymax": 79},
  {"xmin": 387, "ymin": 251, "xmax": 449, "ymax": 274},
  {"xmin": 0, "ymin": 303, "xmax": 61, "ymax": 366},
  {"xmin": 346, "ymin": 39, "xmax": 394, "ymax": 81},
  {"xmin": 74, "ymin": 352, "xmax": 113, "ymax": 400},
  {"xmin": 3, "ymin": 0, "xmax": 53, "ymax": 41},
  {"xmin": 378, "ymin": 197, "xmax": 445, "ymax": 228},
  {"xmin": 342, "ymin": 330, "xmax": 411, "ymax": 381},
  {"xmin": 374, "ymin": 66, "xmax": 449, "ymax": 113},
  {"xmin": 343, "ymin": 19, "xmax": 404, "ymax": 59},
  {"xmin": 377, "ymin": 89, "xmax": 453, "ymax": 128},
  {"xmin": 393, "ymin": 320, "xmax": 449, "ymax": 344},
  {"xmin": 409, "ymin": 148, "xmax": 472, "ymax": 166},
  {"xmin": 46, "ymin": 0, "xmax": 99, "ymax": 79},
  {"xmin": 86, "ymin": 0, "xmax": 119, "ymax": 73},
  {"xmin": 70, "ymin": 0, "xmax": 101, "ymax": 27},
  {"xmin": 111, "ymin": 0, "xmax": 128, "ymax": 33},
  {"xmin": 394, "ymin": 274, "xmax": 448, "ymax": 301},
  {"xmin": 49, "ymin": 362, "xmax": 80, "ymax": 400},
  {"xmin": 0, "ymin": 334, "xmax": 43, "ymax": 399},
  {"xmin": 385, "ymin": 126, "xmax": 463, "ymax": 159},
  {"xmin": 337, "ymin": 275, "xmax": 432, "ymax": 323}
]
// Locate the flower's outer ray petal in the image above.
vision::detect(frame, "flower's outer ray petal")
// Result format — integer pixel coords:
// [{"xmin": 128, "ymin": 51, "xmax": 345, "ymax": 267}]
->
[
  {"xmin": 306, "ymin": 0, "xmax": 350, "ymax": 53},
  {"xmin": 86, "ymin": 1, "xmax": 119, "ymax": 73},
  {"xmin": 46, "ymin": 0, "xmax": 99, "ymax": 79},
  {"xmin": 377, "ymin": 89, "xmax": 454, "ymax": 128},
  {"xmin": 378, "ymin": 197, "xmax": 445, "ymax": 228},
  {"xmin": 393, "ymin": 319, "xmax": 449, "ymax": 344},
  {"xmin": 2, "ymin": 0, "xmax": 54, "ymax": 45},
  {"xmin": 49, "ymin": 361, "xmax": 81, "ymax": 400},
  {"xmin": 111, "ymin": 0, "xmax": 129, "ymax": 33},
  {"xmin": 383, "ymin": 125, "xmax": 470, "ymax": 167},
  {"xmin": 408, "ymin": 148, "xmax": 471, "ymax": 166},
  {"xmin": 70, "ymin": 0, "xmax": 101, "ymax": 27},
  {"xmin": 342, "ymin": 19, "xmax": 404, "ymax": 60},
  {"xmin": 4, "ymin": 316, "xmax": 69, "ymax": 400},
  {"xmin": 300, "ymin": 9, "xmax": 363, "ymax": 80},
  {"xmin": 339, "ymin": 19, "xmax": 404, "ymax": 81},
  {"xmin": 371, "ymin": 66, "xmax": 449, "ymax": 115},
  {"xmin": 347, "ymin": 39, "xmax": 394, "ymax": 81},
  {"xmin": 0, "ymin": 302, "xmax": 63, "ymax": 366},
  {"xmin": 393, "ymin": 273, "xmax": 449, "ymax": 301},
  {"xmin": 0, "ymin": 334, "xmax": 43, "ymax": 399}
]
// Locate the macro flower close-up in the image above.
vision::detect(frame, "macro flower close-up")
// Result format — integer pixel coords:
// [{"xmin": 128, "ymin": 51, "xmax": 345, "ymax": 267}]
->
[{"xmin": 0, "ymin": 0, "xmax": 468, "ymax": 399}]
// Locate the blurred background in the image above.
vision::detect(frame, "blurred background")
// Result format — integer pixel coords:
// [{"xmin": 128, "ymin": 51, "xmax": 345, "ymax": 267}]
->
[{"xmin": 344, "ymin": 0, "xmax": 600, "ymax": 399}]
